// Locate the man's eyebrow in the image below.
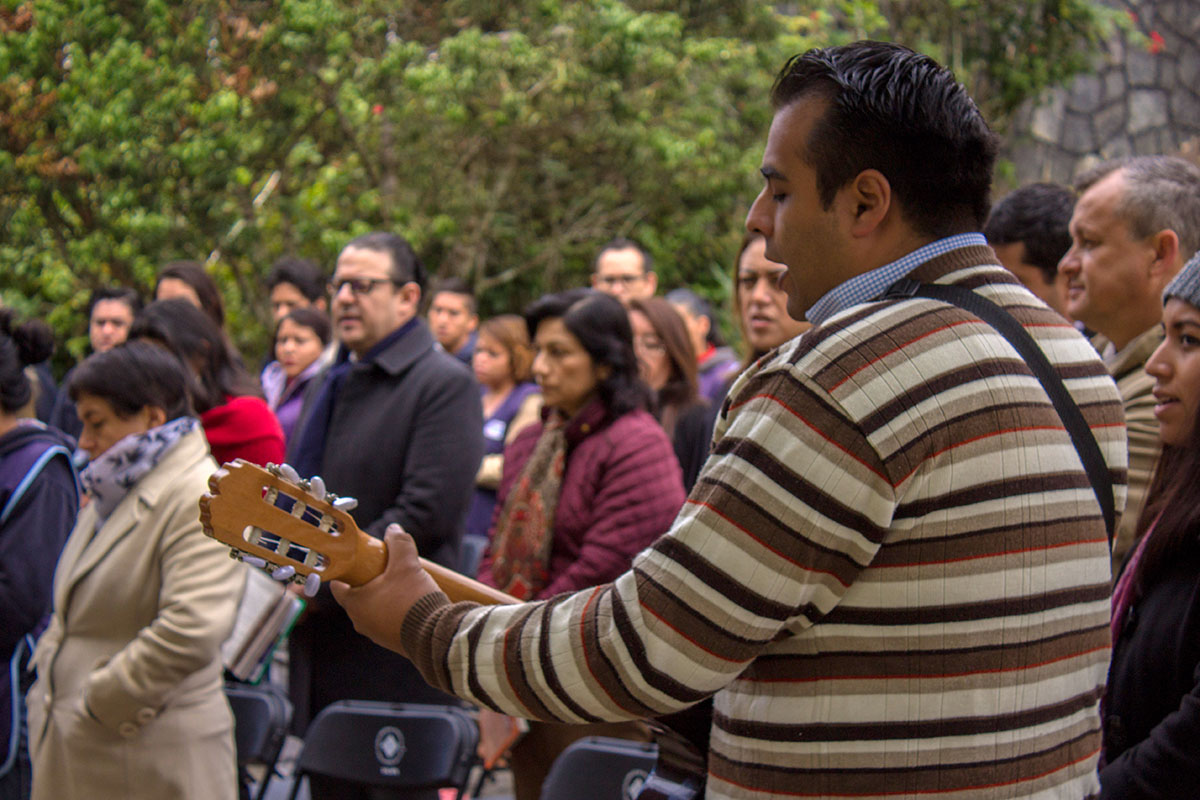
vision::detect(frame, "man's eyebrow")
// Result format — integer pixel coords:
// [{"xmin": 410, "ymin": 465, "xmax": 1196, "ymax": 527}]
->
[{"xmin": 760, "ymin": 166, "xmax": 786, "ymax": 181}]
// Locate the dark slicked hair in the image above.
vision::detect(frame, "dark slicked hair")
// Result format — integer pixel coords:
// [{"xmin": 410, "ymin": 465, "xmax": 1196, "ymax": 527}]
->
[
  {"xmin": 594, "ymin": 237, "xmax": 654, "ymax": 275},
  {"xmin": 524, "ymin": 289, "xmax": 651, "ymax": 417},
  {"xmin": 430, "ymin": 276, "xmax": 477, "ymax": 315},
  {"xmin": 771, "ymin": 41, "xmax": 998, "ymax": 238},
  {"xmin": 267, "ymin": 256, "xmax": 326, "ymax": 302},
  {"xmin": 984, "ymin": 183, "xmax": 1076, "ymax": 283},
  {"xmin": 86, "ymin": 286, "xmax": 143, "ymax": 319},
  {"xmin": 343, "ymin": 232, "xmax": 427, "ymax": 293},
  {"xmin": 69, "ymin": 340, "xmax": 194, "ymax": 422}
]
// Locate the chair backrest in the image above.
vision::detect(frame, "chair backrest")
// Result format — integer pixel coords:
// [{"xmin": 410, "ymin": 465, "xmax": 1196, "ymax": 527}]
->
[
  {"xmin": 289, "ymin": 701, "xmax": 478, "ymax": 798},
  {"xmin": 538, "ymin": 736, "xmax": 658, "ymax": 800},
  {"xmin": 225, "ymin": 681, "xmax": 293, "ymax": 769}
]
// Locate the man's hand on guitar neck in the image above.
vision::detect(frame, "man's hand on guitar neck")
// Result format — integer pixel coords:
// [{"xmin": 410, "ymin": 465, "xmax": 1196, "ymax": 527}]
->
[{"xmin": 331, "ymin": 523, "xmax": 441, "ymax": 658}]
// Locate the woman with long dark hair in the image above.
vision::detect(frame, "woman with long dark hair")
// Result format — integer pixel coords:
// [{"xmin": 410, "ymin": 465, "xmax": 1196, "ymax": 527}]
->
[
  {"xmin": 476, "ymin": 289, "xmax": 685, "ymax": 800},
  {"xmin": 26, "ymin": 342, "xmax": 244, "ymax": 800},
  {"xmin": 154, "ymin": 261, "xmax": 226, "ymax": 329},
  {"xmin": 129, "ymin": 299, "xmax": 284, "ymax": 465},
  {"xmin": 1101, "ymin": 252, "xmax": 1200, "ymax": 798},
  {"xmin": 628, "ymin": 297, "xmax": 714, "ymax": 492}
]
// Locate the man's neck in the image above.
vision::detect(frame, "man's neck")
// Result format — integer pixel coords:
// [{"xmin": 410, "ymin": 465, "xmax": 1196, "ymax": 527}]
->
[{"xmin": 1101, "ymin": 311, "xmax": 1162, "ymax": 353}]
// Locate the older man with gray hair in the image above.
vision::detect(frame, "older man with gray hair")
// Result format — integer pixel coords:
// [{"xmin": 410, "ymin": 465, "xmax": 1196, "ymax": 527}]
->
[{"xmin": 1059, "ymin": 155, "xmax": 1200, "ymax": 572}]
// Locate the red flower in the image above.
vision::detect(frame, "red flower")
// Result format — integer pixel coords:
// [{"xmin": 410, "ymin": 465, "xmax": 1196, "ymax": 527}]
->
[
  {"xmin": 1148, "ymin": 30, "xmax": 1165, "ymax": 54},
  {"xmin": 372, "ymin": 103, "xmax": 384, "ymax": 115}
]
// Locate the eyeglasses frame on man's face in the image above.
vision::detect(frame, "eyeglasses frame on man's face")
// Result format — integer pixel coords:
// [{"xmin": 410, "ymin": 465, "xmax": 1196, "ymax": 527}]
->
[
  {"xmin": 596, "ymin": 273, "xmax": 647, "ymax": 288},
  {"xmin": 328, "ymin": 277, "xmax": 397, "ymax": 297}
]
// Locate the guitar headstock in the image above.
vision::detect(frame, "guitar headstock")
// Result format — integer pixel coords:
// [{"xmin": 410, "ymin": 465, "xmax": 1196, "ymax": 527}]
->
[{"xmin": 199, "ymin": 460, "xmax": 385, "ymax": 587}]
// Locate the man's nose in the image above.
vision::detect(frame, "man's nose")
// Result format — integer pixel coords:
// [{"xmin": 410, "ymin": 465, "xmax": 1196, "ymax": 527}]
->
[{"xmin": 746, "ymin": 188, "xmax": 771, "ymax": 238}]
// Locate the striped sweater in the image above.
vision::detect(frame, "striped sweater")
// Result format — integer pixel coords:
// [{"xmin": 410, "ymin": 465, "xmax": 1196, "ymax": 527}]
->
[{"xmin": 402, "ymin": 246, "xmax": 1128, "ymax": 799}]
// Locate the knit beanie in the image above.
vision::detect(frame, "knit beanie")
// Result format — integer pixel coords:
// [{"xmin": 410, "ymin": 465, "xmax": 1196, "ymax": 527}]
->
[{"xmin": 1164, "ymin": 250, "xmax": 1200, "ymax": 308}]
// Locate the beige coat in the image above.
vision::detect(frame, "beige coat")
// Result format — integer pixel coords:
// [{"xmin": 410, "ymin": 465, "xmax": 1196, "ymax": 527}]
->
[
  {"xmin": 27, "ymin": 427, "xmax": 245, "ymax": 800},
  {"xmin": 1099, "ymin": 325, "xmax": 1165, "ymax": 574}
]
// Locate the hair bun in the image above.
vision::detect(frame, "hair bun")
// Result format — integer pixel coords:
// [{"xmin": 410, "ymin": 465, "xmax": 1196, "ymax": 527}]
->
[{"xmin": 10, "ymin": 316, "xmax": 55, "ymax": 367}]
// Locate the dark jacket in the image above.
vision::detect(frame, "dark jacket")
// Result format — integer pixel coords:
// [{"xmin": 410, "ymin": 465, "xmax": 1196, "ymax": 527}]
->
[
  {"xmin": 285, "ymin": 318, "xmax": 484, "ymax": 731},
  {"xmin": 0, "ymin": 422, "xmax": 78, "ymax": 757},
  {"xmin": 1101, "ymin": 533, "xmax": 1200, "ymax": 799},
  {"xmin": 478, "ymin": 401, "xmax": 685, "ymax": 599},
  {"xmin": 667, "ymin": 399, "xmax": 715, "ymax": 494}
]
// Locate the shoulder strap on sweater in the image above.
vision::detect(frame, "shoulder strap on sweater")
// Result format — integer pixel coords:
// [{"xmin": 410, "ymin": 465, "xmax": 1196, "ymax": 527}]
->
[
  {"xmin": 0, "ymin": 444, "xmax": 76, "ymax": 527},
  {"xmin": 886, "ymin": 278, "xmax": 1116, "ymax": 545}
]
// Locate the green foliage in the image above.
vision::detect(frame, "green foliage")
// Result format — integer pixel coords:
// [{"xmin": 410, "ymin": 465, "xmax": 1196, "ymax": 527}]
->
[
  {"xmin": 816, "ymin": 0, "xmax": 1123, "ymax": 126},
  {"xmin": 1, "ymin": 0, "xmax": 1113, "ymax": 373}
]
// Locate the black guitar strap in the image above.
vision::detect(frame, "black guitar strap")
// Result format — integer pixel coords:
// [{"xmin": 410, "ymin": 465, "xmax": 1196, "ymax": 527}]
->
[{"xmin": 885, "ymin": 278, "xmax": 1116, "ymax": 546}]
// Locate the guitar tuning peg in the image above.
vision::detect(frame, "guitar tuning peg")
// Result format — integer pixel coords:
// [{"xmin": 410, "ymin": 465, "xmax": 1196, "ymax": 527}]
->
[
  {"xmin": 303, "ymin": 572, "xmax": 321, "ymax": 597},
  {"xmin": 309, "ymin": 475, "xmax": 326, "ymax": 501},
  {"xmin": 243, "ymin": 556, "xmax": 267, "ymax": 569},
  {"xmin": 279, "ymin": 463, "xmax": 301, "ymax": 484},
  {"xmin": 272, "ymin": 565, "xmax": 296, "ymax": 581},
  {"xmin": 333, "ymin": 496, "xmax": 358, "ymax": 511}
]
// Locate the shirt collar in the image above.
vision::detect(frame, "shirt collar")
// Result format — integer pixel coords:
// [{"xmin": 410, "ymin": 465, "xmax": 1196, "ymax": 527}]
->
[{"xmin": 805, "ymin": 233, "xmax": 988, "ymax": 327}]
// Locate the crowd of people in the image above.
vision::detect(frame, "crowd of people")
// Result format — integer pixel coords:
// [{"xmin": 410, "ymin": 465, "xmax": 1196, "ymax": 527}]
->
[{"xmin": 2, "ymin": 39, "xmax": 1200, "ymax": 800}]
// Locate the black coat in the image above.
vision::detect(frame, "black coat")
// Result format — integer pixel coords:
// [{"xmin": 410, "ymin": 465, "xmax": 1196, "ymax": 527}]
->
[
  {"xmin": 1101, "ymin": 533, "xmax": 1200, "ymax": 799},
  {"xmin": 285, "ymin": 319, "xmax": 484, "ymax": 732}
]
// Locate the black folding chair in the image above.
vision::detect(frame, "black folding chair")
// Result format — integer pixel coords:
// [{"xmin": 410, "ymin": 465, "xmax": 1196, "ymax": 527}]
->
[
  {"xmin": 287, "ymin": 701, "xmax": 479, "ymax": 800},
  {"xmin": 225, "ymin": 681, "xmax": 294, "ymax": 800},
  {"xmin": 537, "ymin": 736, "xmax": 658, "ymax": 800}
]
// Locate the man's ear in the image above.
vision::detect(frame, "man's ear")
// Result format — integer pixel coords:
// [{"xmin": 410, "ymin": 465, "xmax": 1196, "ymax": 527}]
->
[
  {"xmin": 398, "ymin": 282, "xmax": 422, "ymax": 310},
  {"xmin": 645, "ymin": 271, "xmax": 658, "ymax": 296},
  {"xmin": 1148, "ymin": 229, "xmax": 1181, "ymax": 280},
  {"xmin": 844, "ymin": 169, "xmax": 891, "ymax": 237}
]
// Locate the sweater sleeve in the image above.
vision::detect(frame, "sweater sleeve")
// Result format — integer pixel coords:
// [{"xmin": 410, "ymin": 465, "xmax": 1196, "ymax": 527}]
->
[
  {"xmin": 1100, "ymin": 663, "xmax": 1200, "ymax": 799},
  {"xmin": 399, "ymin": 366, "xmax": 895, "ymax": 722}
]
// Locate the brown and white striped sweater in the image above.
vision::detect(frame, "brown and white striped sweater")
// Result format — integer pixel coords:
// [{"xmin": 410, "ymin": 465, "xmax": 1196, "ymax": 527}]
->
[{"xmin": 402, "ymin": 246, "xmax": 1128, "ymax": 799}]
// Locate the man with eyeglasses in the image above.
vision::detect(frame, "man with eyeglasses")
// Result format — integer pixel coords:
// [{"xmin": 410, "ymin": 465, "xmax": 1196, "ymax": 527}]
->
[
  {"xmin": 590, "ymin": 236, "xmax": 657, "ymax": 305},
  {"xmin": 286, "ymin": 232, "xmax": 483, "ymax": 798}
]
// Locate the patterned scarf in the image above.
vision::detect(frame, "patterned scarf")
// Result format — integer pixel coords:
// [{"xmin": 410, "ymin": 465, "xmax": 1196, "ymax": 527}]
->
[
  {"xmin": 488, "ymin": 418, "xmax": 567, "ymax": 600},
  {"xmin": 79, "ymin": 416, "xmax": 198, "ymax": 524}
]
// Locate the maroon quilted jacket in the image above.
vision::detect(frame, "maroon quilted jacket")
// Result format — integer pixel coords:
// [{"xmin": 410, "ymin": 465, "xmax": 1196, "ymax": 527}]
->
[{"xmin": 477, "ymin": 400, "xmax": 686, "ymax": 599}]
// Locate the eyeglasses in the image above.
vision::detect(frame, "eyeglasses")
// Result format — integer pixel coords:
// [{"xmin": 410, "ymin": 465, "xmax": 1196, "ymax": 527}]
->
[
  {"xmin": 596, "ymin": 273, "xmax": 646, "ymax": 288},
  {"xmin": 328, "ymin": 277, "xmax": 395, "ymax": 296}
]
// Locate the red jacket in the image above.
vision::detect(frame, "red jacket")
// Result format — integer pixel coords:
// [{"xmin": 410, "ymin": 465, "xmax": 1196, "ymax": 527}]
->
[
  {"xmin": 199, "ymin": 395, "xmax": 286, "ymax": 467},
  {"xmin": 478, "ymin": 401, "xmax": 685, "ymax": 598}
]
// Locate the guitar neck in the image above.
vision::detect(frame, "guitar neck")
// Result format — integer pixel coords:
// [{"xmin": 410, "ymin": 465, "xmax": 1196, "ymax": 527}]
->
[{"xmin": 420, "ymin": 556, "xmax": 517, "ymax": 605}]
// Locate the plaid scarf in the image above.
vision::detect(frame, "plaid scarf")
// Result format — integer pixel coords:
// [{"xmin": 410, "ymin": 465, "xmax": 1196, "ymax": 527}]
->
[{"xmin": 488, "ymin": 418, "xmax": 567, "ymax": 600}]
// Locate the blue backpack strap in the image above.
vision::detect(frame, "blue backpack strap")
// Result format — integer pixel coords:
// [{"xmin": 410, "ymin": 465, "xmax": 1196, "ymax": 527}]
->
[{"xmin": 0, "ymin": 444, "xmax": 76, "ymax": 527}]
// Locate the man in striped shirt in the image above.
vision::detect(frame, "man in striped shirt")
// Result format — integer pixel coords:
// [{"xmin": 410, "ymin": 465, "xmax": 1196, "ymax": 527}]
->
[{"xmin": 335, "ymin": 42, "xmax": 1127, "ymax": 799}]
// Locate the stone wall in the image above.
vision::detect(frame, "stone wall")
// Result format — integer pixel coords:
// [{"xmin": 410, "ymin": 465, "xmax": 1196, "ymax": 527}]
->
[{"xmin": 1006, "ymin": 0, "xmax": 1200, "ymax": 185}]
